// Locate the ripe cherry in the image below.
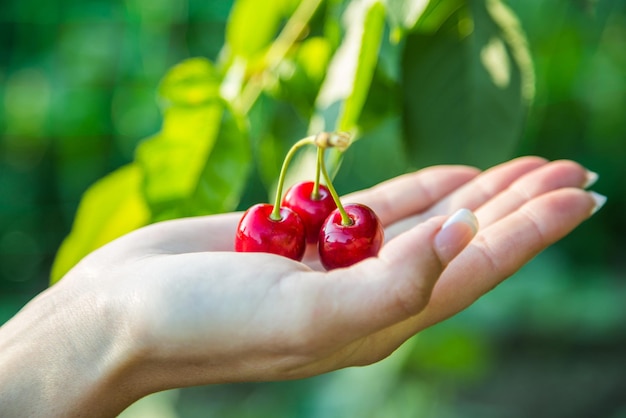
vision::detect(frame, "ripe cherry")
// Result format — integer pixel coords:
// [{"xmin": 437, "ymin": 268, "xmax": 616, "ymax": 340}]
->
[
  {"xmin": 318, "ymin": 203, "xmax": 384, "ymax": 270},
  {"xmin": 235, "ymin": 131, "xmax": 355, "ymax": 262},
  {"xmin": 235, "ymin": 203, "xmax": 306, "ymax": 261},
  {"xmin": 282, "ymin": 181, "xmax": 337, "ymax": 244}
]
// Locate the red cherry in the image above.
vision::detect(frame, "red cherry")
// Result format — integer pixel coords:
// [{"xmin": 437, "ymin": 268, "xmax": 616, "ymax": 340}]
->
[
  {"xmin": 282, "ymin": 181, "xmax": 337, "ymax": 244},
  {"xmin": 318, "ymin": 203, "xmax": 384, "ymax": 270},
  {"xmin": 235, "ymin": 203, "xmax": 306, "ymax": 261}
]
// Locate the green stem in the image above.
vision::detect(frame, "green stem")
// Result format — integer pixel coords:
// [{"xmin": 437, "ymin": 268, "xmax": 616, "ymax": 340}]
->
[
  {"xmin": 270, "ymin": 135, "xmax": 317, "ymax": 220},
  {"xmin": 319, "ymin": 148, "xmax": 352, "ymax": 226},
  {"xmin": 312, "ymin": 146, "xmax": 322, "ymax": 199}
]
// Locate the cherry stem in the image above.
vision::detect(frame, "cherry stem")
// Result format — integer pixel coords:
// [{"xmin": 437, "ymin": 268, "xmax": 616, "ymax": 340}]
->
[
  {"xmin": 319, "ymin": 147, "xmax": 353, "ymax": 226},
  {"xmin": 270, "ymin": 135, "xmax": 316, "ymax": 220},
  {"xmin": 312, "ymin": 146, "xmax": 322, "ymax": 200}
]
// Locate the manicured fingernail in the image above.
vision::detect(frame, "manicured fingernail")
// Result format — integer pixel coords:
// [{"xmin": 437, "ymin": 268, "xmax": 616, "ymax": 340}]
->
[
  {"xmin": 435, "ymin": 209, "xmax": 479, "ymax": 264},
  {"xmin": 583, "ymin": 170, "xmax": 599, "ymax": 189},
  {"xmin": 589, "ymin": 191, "xmax": 607, "ymax": 216},
  {"xmin": 442, "ymin": 208, "xmax": 479, "ymax": 234}
]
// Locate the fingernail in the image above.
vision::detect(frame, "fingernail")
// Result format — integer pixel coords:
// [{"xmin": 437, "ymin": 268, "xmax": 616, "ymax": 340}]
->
[
  {"xmin": 441, "ymin": 208, "xmax": 479, "ymax": 234},
  {"xmin": 589, "ymin": 191, "xmax": 607, "ymax": 216},
  {"xmin": 435, "ymin": 209, "xmax": 479, "ymax": 264},
  {"xmin": 583, "ymin": 170, "xmax": 599, "ymax": 189}
]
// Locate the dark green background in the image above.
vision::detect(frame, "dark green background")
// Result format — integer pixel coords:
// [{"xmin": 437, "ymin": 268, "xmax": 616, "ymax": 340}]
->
[{"xmin": 1, "ymin": 0, "xmax": 625, "ymax": 416}]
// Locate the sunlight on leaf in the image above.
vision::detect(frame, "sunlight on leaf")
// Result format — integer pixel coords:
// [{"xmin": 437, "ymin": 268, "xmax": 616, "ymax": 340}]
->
[
  {"xmin": 401, "ymin": 0, "xmax": 534, "ymax": 168},
  {"xmin": 137, "ymin": 104, "xmax": 224, "ymax": 205},
  {"xmin": 480, "ymin": 36, "xmax": 510, "ymax": 89},
  {"xmin": 311, "ymin": 0, "xmax": 386, "ymax": 135},
  {"xmin": 485, "ymin": 0, "xmax": 535, "ymax": 101},
  {"xmin": 385, "ymin": 0, "xmax": 429, "ymax": 34},
  {"xmin": 292, "ymin": 0, "xmax": 387, "ymax": 184},
  {"xmin": 225, "ymin": 0, "xmax": 296, "ymax": 61},
  {"xmin": 413, "ymin": 0, "xmax": 464, "ymax": 34},
  {"xmin": 137, "ymin": 101, "xmax": 250, "ymax": 221},
  {"xmin": 137, "ymin": 56, "xmax": 251, "ymax": 221},
  {"xmin": 158, "ymin": 58, "xmax": 222, "ymax": 107}
]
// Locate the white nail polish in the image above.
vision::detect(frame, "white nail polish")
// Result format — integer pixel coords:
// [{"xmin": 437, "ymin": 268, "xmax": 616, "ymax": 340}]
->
[
  {"xmin": 583, "ymin": 170, "xmax": 599, "ymax": 189},
  {"xmin": 442, "ymin": 208, "xmax": 479, "ymax": 234},
  {"xmin": 589, "ymin": 191, "xmax": 607, "ymax": 216}
]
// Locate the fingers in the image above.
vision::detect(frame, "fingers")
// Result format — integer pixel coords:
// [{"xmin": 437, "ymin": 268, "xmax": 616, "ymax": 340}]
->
[
  {"xmin": 384, "ymin": 156, "xmax": 549, "ymax": 239},
  {"xmin": 425, "ymin": 156, "xmax": 549, "ymax": 216},
  {"xmin": 342, "ymin": 165, "xmax": 480, "ymax": 226},
  {"xmin": 306, "ymin": 208, "xmax": 478, "ymax": 343},
  {"xmin": 413, "ymin": 187, "xmax": 600, "ymax": 329},
  {"xmin": 330, "ymin": 187, "xmax": 601, "ymax": 367},
  {"xmin": 475, "ymin": 159, "xmax": 591, "ymax": 228}
]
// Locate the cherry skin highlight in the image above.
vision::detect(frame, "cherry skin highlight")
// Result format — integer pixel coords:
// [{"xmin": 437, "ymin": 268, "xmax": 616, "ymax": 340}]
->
[
  {"xmin": 318, "ymin": 203, "xmax": 384, "ymax": 270},
  {"xmin": 235, "ymin": 203, "xmax": 306, "ymax": 261},
  {"xmin": 282, "ymin": 181, "xmax": 337, "ymax": 244}
]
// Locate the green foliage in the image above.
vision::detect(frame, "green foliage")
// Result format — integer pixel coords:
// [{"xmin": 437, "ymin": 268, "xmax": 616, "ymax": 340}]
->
[
  {"xmin": 402, "ymin": 0, "xmax": 533, "ymax": 168},
  {"xmin": 50, "ymin": 57, "xmax": 251, "ymax": 282},
  {"xmin": 311, "ymin": 0, "xmax": 386, "ymax": 133},
  {"xmin": 3, "ymin": 0, "xmax": 626, "ymax": 415},
  {"xmin": 137, "ymin": 59, "xmax": 251, "ymax": 221},
  {"xmin": 48, "ymin": 0, "xmax": 534, "ymax": 282}
]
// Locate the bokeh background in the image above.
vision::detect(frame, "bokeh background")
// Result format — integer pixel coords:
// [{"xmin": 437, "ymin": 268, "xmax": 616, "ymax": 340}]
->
[{"xmin": 1, "ymin": 0, "xmax": 625, "ymax": 417}]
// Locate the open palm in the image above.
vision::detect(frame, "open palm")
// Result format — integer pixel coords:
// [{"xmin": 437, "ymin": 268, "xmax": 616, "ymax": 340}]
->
[{"xmin": 56, "ymin": 156, "xmax": 599, "ymax": 396}]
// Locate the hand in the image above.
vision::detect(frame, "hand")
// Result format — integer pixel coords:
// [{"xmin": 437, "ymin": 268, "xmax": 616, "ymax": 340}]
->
[{"xmin": 0, "ymin": 157, "xmax": 602, "ymax": 417}]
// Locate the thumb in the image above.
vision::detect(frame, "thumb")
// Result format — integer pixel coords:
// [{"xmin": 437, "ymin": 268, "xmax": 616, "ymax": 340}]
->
[
  {"xmin": 433, "ymin": 208, "xmax": 480, "ymax": 265},
  {"xmin": 376, "ymin": 208, "xmax": 479, "ymax": 314},
  {"xmin": 317, "ymin": 208, "xmax": 478, "ymax": 338}
]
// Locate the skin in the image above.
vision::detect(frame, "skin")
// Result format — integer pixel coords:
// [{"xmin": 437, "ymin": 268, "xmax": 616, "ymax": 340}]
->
[{"xmin": 0, "ymin": 157, "xmax": 601, "ymax": 417}]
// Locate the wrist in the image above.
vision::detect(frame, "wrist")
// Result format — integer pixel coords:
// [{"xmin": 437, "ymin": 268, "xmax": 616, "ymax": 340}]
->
[{"xmin": 0, "ymin": 271, "xmax": 146, "ymax": 417}]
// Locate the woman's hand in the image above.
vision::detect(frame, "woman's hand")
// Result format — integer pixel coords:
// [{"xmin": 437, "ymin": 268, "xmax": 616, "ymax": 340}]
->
[{"xmin": 0, "ymin": 157, "xmax": 603, "ymax": 417}]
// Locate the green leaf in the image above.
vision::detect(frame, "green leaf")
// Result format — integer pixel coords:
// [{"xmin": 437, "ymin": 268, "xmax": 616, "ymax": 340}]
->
[
  {"xmin": 386, "ymin": 0, "xmax": 464, "ymax": 41},
  {"xmin": 401, "ymin": 0, "xmax": 534, "ymax": 169},
  {"xmin": 136, "ymin": 56, "xmax": 251, "ymax": 221},
  {"xmin": 158, "ymin": 58, "xmax": 222, "ymax": 107},
  {"xmin": 413, "ymin": 0, "xmax": 464, "ymax": 33},
  {"xmin": 51, "ymin": 56, "xmax": 252, "ymax": 283},
  {"xmin": 225, "ymin": 0, "xmax": 297, "ymax": 61},
  {"xmin": 50, "ymin": 164, "xmax": 150, "ymax": 284},
  {"xmin": 137, "ymin": 100, "xmax": 250, "ymax": 221},
  {"xmin": 386, "ymin": 0, "xmax": 429, "ymax": 34},
  {"xmin": 333, "ymin": 116, "xmax": 409, "ymax": 192},
  {"xmin": 311, "ymin": 0, "xmax": 386, "ymax": 135}
]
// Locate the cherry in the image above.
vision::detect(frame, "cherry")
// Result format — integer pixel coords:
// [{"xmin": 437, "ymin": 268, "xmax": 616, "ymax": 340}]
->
[
  {"xmin": 282, "ymin": 181, "xmax": 337, "ymax": 244},
  {"xmin": 235, "ymin": 135, "xmax": 319, "ymax": 260},
  {"xmin": 318, "ymin": 203, "xmax": 384, "ymax": 270},
  {"xmin": 234, "ymin": 131, "xmax": 356, "ymax": 263},
  {"xmin": 235, "ymin": 203, "xmax": 306, "ymax": 261},
  {"xmin": 314, "ymin": 142, "xmax": 384, "ymax": 270}
]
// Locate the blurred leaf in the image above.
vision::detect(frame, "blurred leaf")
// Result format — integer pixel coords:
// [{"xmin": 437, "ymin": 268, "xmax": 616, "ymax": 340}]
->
[
  {"xmin": 401, "ymin": 0, "xmax": 534, "ymax": 168},
  {"xmin": 247, "ymin": 95, "xmax": 308, "ymax": 194},
  {"xmin": 50, "ymin": 164, "xmax": 150, "ymax": 284},
  {"xmin": 276, "ymin": 36, "xmax": 333, "ymax": 116},
  {"xmin": 311, "ymin": 0, "xmax": 386, "ymax": 134},
  {"xmin": 136, "ymin": 57, "xmax": 251, "ymax": 221},
  {"xmin": 295, "ymin": 37, "xmax": 333, "ymax": 85},
  {"xmin": 413, "ymin": 0, "xmax": 464, "ymax": 33},
  {"xmin": 407, "ymin": 325, "xmax": 491, "ymax": 379},
  {"xmin": 225, "ymin": 0, "xmax": 296, "ymax": 61},
  {"xmin": 158, "ymin": 58, "xmax": 222, "ymax": 107},
  {"xmin": 386, "ymin": 0, "xmax": 429, "ymax": 34},
  {"xmin": 308, "ymin": 0, "xmax": 386, "ymax": 179},
  {"xmin": 137, "ymin": 102, "xmax": 250, "ymax": 221},
  {"xmin": 333, "ymin": 117, "xmax": 408, "ymax": 192}
]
